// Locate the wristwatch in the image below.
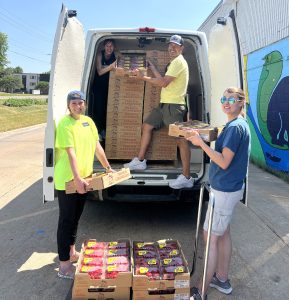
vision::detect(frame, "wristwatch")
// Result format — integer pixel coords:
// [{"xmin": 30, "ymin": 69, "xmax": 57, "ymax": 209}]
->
[{"xmin": 105, "ymin": 165, "xmax": 111, "ymax": 171}]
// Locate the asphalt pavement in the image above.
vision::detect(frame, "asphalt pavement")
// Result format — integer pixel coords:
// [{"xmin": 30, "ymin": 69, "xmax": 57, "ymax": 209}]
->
[
  {"xmin": 195, "ymin": 164, "xmax": 289, "ymax": 299},
  {"xmin": 0, "ymin": 125, "xmax": 289, "ymax": 299}
]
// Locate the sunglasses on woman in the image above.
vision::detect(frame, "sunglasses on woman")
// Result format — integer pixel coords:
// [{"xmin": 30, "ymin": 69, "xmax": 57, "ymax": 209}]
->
[{"xmin": 220, "ymin": 96, "xmax": 243, "ymax": 104}]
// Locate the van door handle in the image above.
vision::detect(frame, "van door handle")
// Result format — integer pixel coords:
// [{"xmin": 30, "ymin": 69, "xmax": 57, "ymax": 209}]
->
[{"xmin": 46, "ymin": 148, "xmax": 53, "ymax": 167}]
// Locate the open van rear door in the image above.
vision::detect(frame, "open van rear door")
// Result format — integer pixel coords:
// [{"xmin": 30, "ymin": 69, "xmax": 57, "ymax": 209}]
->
[
  {"xmin": 208, "ymin": 11, "xmax": 248, "ymax": 205},
  {"xmin": 43, "ymin": 5, "xmax": 85, "ymax": 202},
  {"xmin": 208, "ymin": 11, "xmax": 242, "ymax": 126}
]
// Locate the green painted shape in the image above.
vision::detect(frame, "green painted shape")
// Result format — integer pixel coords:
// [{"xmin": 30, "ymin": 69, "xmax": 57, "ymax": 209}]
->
[
  {"xmin": 247, "ymin": 110, "xmax": 266, "ymax": 166},
  {"xmin": 257, "ymin": 51, "xmax": 283, "ymax": 144}
]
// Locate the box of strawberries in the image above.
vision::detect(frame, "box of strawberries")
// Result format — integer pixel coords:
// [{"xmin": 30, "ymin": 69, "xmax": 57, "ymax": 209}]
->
[
  {"xmin": 168, "ymin": 120, "xmax": 222, "ymax": 142},
  {"xmin": 132, "ymin": 239, "xmax": 190, "ymax": 298},
  {"xmin": 72, "ymin": 239, "xmax": 132, "ymax": 300}
]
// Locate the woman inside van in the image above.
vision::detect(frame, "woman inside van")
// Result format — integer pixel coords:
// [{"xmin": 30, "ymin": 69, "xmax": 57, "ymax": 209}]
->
[
  {"xmin": 93, "ymin": 39, "xmax": 117, "ymax": 141},
  {"xmin": 187, "ymin": 87, "xmax": 251, "ymax": 300}
]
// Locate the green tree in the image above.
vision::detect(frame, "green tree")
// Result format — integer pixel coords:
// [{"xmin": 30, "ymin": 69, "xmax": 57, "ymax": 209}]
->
[
  {"xmin": 0, "ymin": 75, "xmax": 23, "ymax": 92},
  {"xmin": 0, "ymin": 32, "xmax": 8, "ymax": 72},
  {"xmin": 36, "ymin": 81, "xmax": 49, "ymax": 94},
  {"xmin": 14, "ymin": 66, "xmax": 23, "ymax": 74},
  {"xmin": 3, "ymin": 67, "xmax": 14, "ymax": 75},
  {"xmin": 0, "ymin": 66, "xmax": 24, "ymax": 77}
]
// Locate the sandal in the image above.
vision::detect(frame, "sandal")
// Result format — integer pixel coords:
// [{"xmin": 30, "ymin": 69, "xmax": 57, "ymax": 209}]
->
[
  {"xmin": 70, "ymin": 251, "xmax": 80, "ymax": 263},
  {"xmin": 58, "ymin": 264, "xmax": 75, "ymax": 280}
]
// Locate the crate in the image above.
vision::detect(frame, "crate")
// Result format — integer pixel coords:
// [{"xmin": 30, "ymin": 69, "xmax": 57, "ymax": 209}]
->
[
  {"xmin": 116, "ymin": 52, "xmax": 147, "ymax": 77},
  {"xmin": 132, "ymin": 288, "xmax": 190, "ymax": 300},
  {"xmin": 132, "ymin": 240, "xmax": 190, "ymax": 291},
  {"xmin": 74, "ymin": 262, "xmax": 132, "ymax": 288},
  {"xmin": 168, "ymin": 120, "xmax": 221, "ymax": 142},
  {"xmin": 72, "ymin": 286, "xmax": 130, "ymax": 300},
  {"xmin": 72, "ymin": 239, "xmax": 132, "ymax": 299},
  {"xmin": 132, "ymin": 266, "xmax": 190, "ymax": 290},
  {"xmin": 65, "ymin": 168, "xmax": 131, "ymax": 194},
  {"xmin": 146, "ymin": 127, "xmax": 177, "ymax": 161}
]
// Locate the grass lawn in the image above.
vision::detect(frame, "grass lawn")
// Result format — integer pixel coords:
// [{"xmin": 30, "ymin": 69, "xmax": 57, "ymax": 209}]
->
[{"xmin": 0, "ymin": 101, "xmax": 48, "ymax": 132}]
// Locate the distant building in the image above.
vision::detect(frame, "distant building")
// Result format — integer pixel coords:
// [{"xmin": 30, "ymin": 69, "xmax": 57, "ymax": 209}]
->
[{"xmin": 14, "ymin": 73, "xmax": 40, "ymax": 93}]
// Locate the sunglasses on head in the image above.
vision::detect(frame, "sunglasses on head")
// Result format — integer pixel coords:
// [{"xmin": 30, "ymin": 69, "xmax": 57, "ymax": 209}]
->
[{"xmin": 220, "ymin": 96, "xmax": 242, "ymax": 104}]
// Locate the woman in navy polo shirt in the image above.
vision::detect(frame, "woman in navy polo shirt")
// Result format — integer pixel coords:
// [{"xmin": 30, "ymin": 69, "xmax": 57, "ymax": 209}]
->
[{"xmin": 187, "ymin": 87, "xmax": 251, "ymax": 300}]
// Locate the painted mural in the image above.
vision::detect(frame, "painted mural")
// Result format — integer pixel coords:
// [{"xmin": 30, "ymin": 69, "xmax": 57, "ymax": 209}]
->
[{"xmin": 245, "ymin": 37, "xmax": 289, "ymax": 172}]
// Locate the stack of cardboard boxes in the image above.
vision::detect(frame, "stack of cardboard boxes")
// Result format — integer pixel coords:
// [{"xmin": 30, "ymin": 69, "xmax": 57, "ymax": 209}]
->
[
  {"xmin": 105, "ymin": 50, "xmax": 177, "ymax": 161},
  {"xmin": 72, "ymin": 239, "xmax": 132, "ymax": 300},
  {"xmin": 132, "ymin": 240, "xmax": 190, "ymax": 300},
  {"xmin": 72, "ymin": 239, "xmax": 190, "ymax": 300},
  {"xmin": 105, "ymin": 73, "xmax": 145, "ymax": 159}
]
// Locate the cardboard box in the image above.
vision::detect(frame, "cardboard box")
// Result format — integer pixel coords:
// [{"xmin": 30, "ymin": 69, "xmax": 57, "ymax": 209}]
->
[
  {"xmin": 115, "ymin": 67, "xmax": 147, "ymax": 77},
  {"xmin": 146, "ymin": 127, "xmax": 177, "ymax": 161},
  {"xmin": 73, "ymin": 239, "xmax": 132, "ymax": 299},
  {"xmin": 132, "ymin": 288, "xmax": 190, "ymax": 300},
  {"xmin": 72, "ymin": 286, "xmax": 130, "ymax": 300},
  {"xmin": 168, "ymin": 120, "xmax": 221, "ymax": 142},
  {"xmin": 65, "ymin": 168, "xmax": 131, "ymax": 194},
  {"xmin": 132, "ymin": 266, "xmax": 190, "ymax": 290},
  {"xmin": 132, "ymin": 240, "xmax": 190, "ymax": 291},
  {"xmin": 116, "ymin": 52, "xmax": 147, "ymax": 77}
]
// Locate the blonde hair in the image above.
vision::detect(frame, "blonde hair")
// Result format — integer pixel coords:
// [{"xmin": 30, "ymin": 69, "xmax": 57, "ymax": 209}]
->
[{"xmin": 225, "ymin": 87, "xmax": 246, "ymax": 117}]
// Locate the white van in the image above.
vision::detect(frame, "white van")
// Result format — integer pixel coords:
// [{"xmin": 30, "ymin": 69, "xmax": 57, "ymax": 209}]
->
[{"xmin": 43, "ymin": 6, "xmax": 243, "ymax": 202}]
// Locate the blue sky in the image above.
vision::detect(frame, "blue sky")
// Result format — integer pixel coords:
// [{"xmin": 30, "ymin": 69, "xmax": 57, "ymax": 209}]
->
[{"xmin": 0, "ymin": 0, "xmax": 221, "ymax": 73}]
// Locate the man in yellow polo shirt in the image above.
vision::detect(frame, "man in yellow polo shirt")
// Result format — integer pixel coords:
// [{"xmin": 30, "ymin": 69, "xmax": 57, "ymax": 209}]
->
[{"xmin": 124, "ymin": 35, "xmax": 193, "ymax": 189}]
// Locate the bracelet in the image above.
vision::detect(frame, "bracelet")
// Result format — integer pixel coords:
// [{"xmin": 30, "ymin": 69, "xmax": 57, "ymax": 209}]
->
[{"xmin": 105, "ymin": 165, "xmax": 111, "ymax": 171}]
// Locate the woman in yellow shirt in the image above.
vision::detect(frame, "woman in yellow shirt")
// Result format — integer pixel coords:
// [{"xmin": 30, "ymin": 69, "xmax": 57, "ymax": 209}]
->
[{"xmin": 55, "ymin": 90, "xmax": 112, "ymax": 279}]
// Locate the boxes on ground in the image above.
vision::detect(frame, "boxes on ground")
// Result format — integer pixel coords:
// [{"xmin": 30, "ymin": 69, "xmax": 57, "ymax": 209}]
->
[
  {"xmin": 132, "ymin": 288, "xmax": 190, "ymax": 300},
  {"xmin": 132, "ymin": 240, "xmax": 190, "ymax": 300},
  {"xmin": 72, "ymin": 287, "xmax": 130, "ymax": 300},
  {"xmin": 169, "ymin": 120, "xmax": 221, "ymax": 142},
  {"xmin": 65, "ymin": 168, "xmax": 131, "ymax": 194},
  {"xmin": 72, "ymin": 238, "xmax": 190, "ymax": 300},
  {"xmin": 72, "ymin": 239, "xmax": 132, "ymax": 300}
]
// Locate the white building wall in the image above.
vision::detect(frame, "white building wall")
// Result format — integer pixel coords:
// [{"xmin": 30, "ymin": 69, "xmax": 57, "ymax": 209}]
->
[
  {"xmin": 26, "ymin": 73, "xmax": 40, "ymax": 92},
  {"xmin": 12, "ymin": 73, "xmax": 40, "ymax": 93},
  {"xmin": 198, "ymin": 0, "xmax": 289, "ymax": 55}
]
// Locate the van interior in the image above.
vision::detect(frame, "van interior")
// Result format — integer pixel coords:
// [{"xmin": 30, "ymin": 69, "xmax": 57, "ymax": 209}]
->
[{"xmin": 85, "ymin": 33, "xmax": 206, "ymax": 200}]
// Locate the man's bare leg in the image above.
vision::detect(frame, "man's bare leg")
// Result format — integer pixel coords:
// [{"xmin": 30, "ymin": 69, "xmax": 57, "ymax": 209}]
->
[
  {"xmin": 176, "ymin": 138, "xmax": 191, "ymax": 177},
  {"xmin": 138, "ymin": 123, "xmax": 154, "ymax": 160}
]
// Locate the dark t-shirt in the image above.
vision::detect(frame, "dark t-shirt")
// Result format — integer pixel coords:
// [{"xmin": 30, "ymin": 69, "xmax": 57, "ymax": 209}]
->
[
  {"xmin": 209, "ymin": 117, "xmax": 251, "ymax": 192},
  {"xmin": 98, "ymin": 50, "xmax": 116, "ymax": 81},
  {"xmin": 93, "ymin": 50, "xmax": 116, "ymax": 132}
]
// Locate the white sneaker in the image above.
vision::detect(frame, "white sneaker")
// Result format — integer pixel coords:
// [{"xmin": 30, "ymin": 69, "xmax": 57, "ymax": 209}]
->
[
  {"xmin": 124, "ymin": 157, "xmax": 147, "ymax": 170},
  {"xmin": 169, "ymin": 174, "xmax": 194, "ymax": 189}
]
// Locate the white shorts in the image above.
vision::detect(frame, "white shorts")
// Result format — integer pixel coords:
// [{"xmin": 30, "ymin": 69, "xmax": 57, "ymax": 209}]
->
[{"xmin": 203, "ymin": 187, "xmax": 244, "ymax": 236}]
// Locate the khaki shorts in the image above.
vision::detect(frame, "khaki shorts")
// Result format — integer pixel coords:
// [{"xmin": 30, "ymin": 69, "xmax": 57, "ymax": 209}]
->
[
  {"xmin": 203, "ymin": 187, "xmax": 244, "ymax": 236},
  {"xmin": 144, "ymin": 103, "xmax": 187, "ymax": 130}
]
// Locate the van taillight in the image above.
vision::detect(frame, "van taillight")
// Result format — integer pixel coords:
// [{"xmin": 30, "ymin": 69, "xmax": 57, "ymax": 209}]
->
[{"xmin": 139, "ymin": 27, "xmax": 155, "ymax": 32}]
